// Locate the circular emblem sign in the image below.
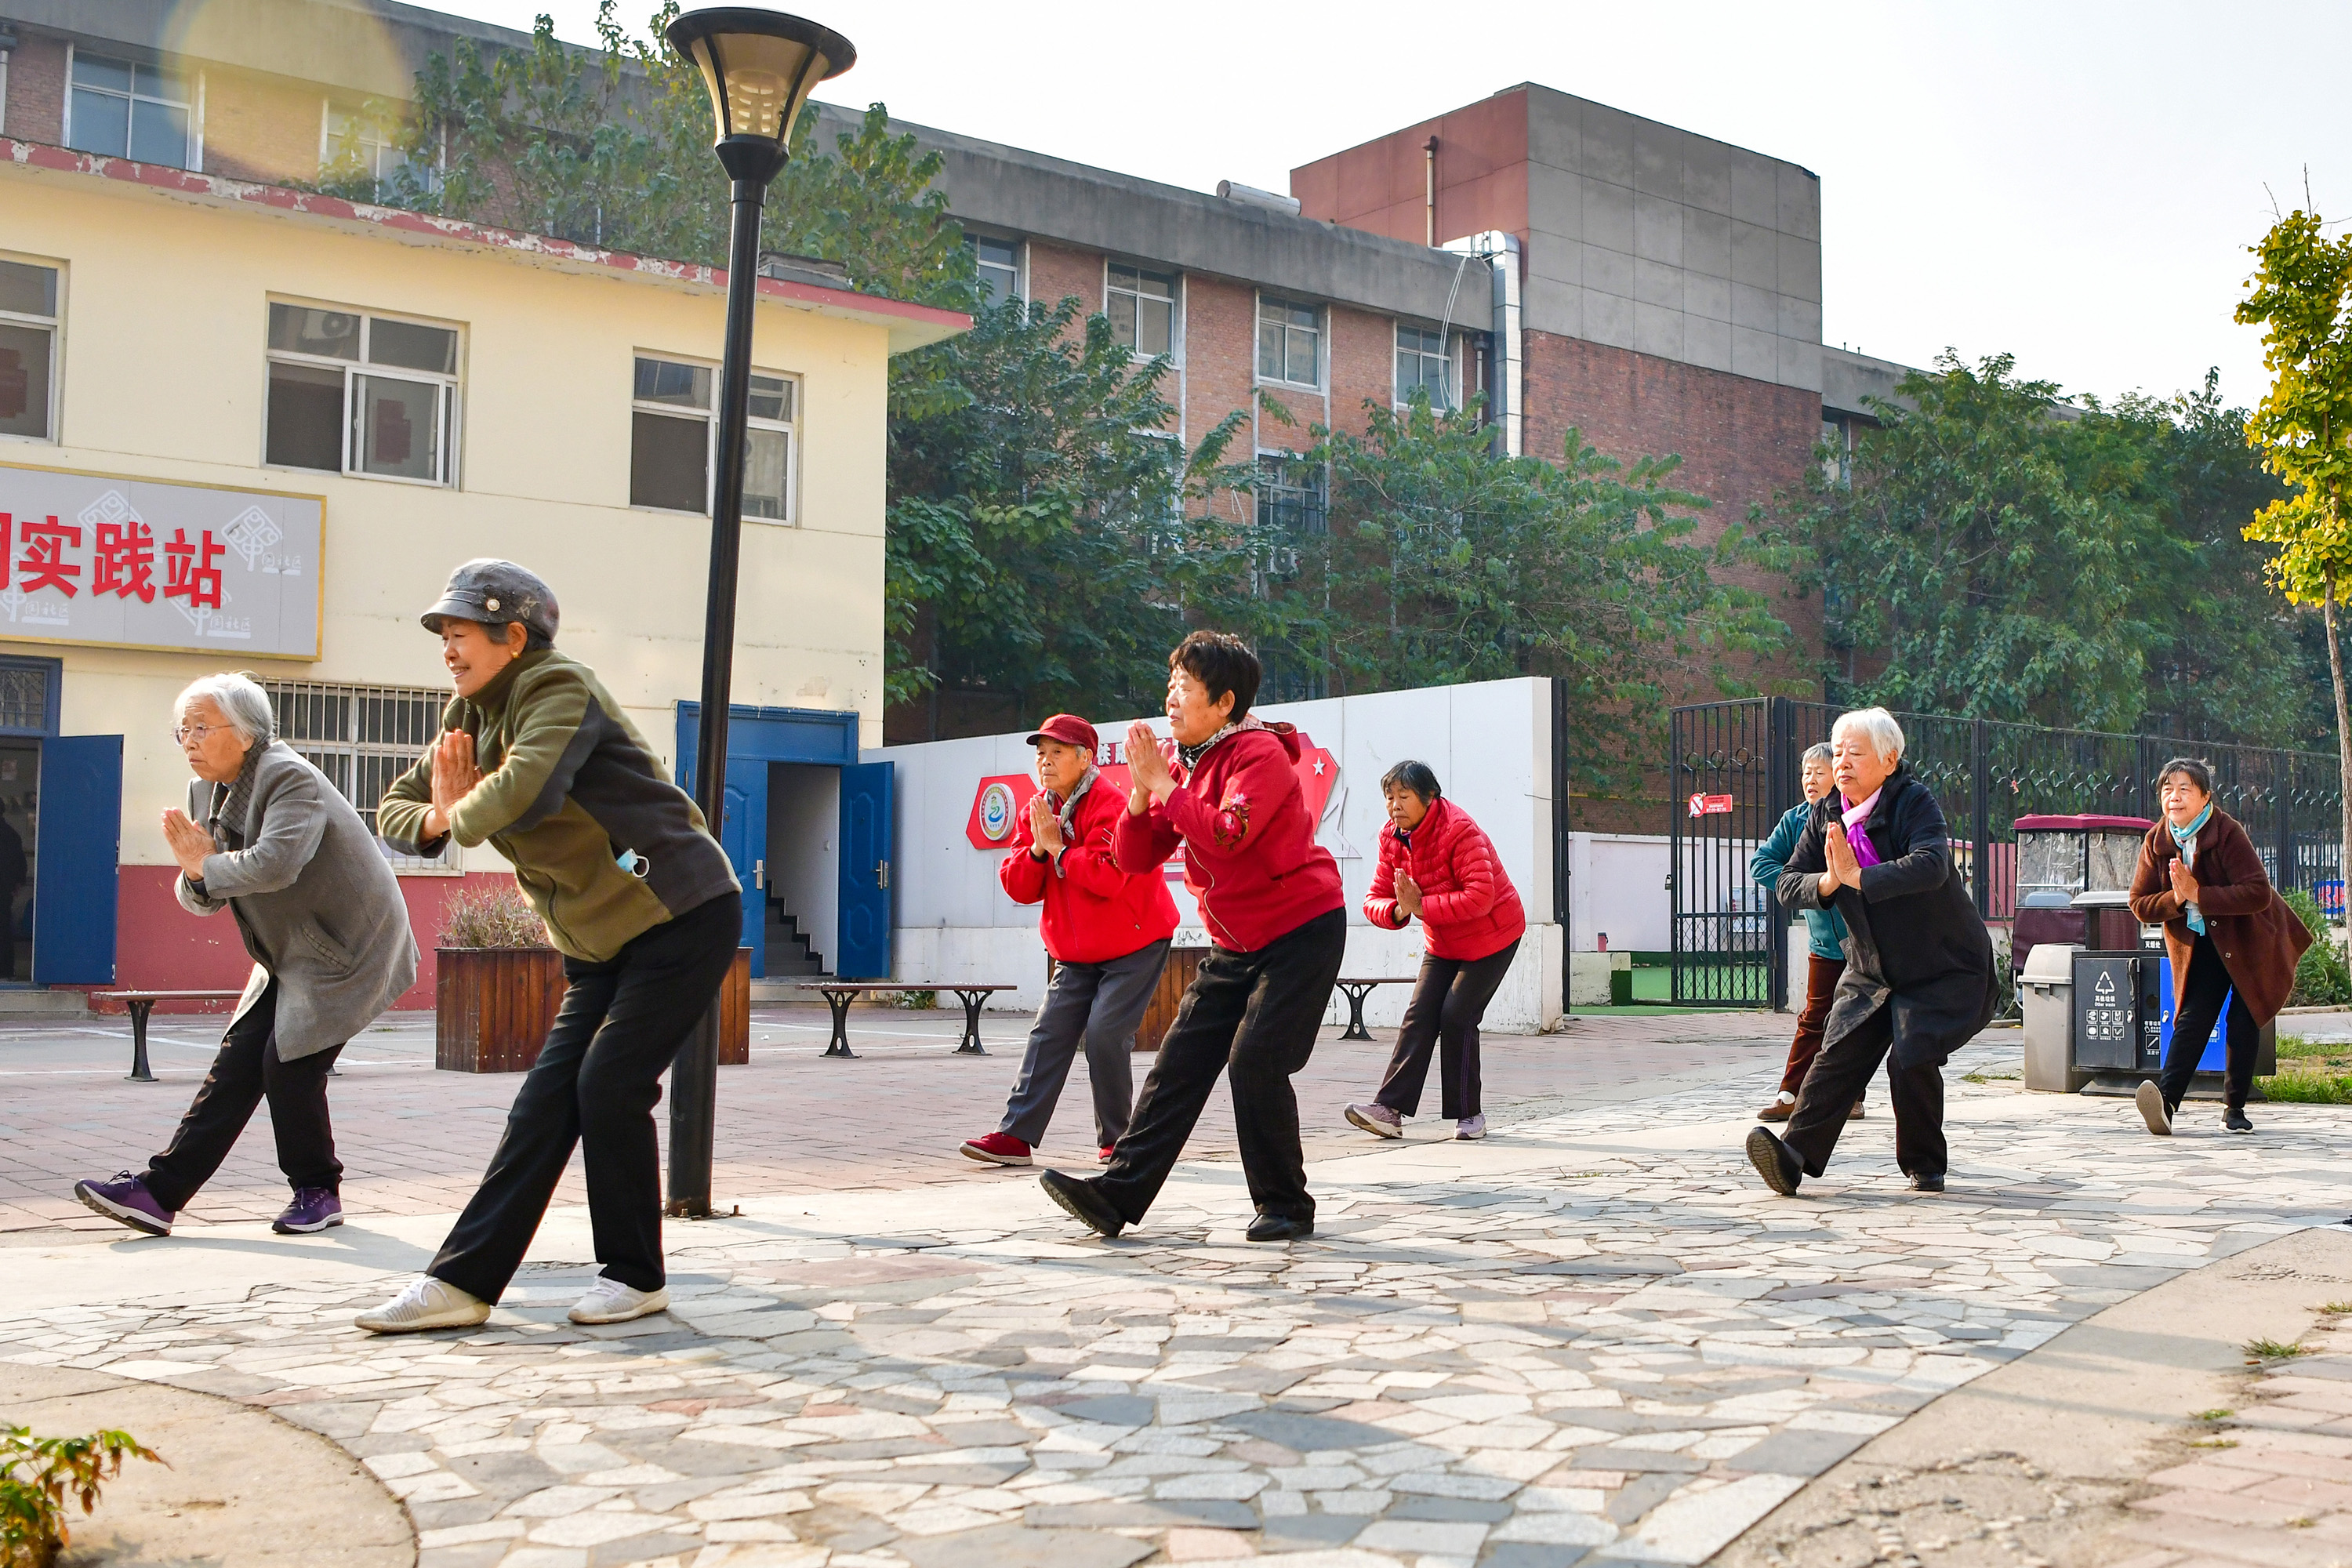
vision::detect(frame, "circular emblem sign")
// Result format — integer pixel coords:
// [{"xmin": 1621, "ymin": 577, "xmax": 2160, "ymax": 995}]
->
[{"xmin": 978, "ymin": 782, "xmax": 1018, "ymax": 844}]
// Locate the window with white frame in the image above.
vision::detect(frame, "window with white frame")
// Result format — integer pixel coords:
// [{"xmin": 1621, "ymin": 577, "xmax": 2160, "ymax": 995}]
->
[
  {"xmin": 67, "ymin": 52, "xmax": 194, "ymax": 169},
  {"xmin": 0, "ymin": 260, "xmax": 60, "ymax": 442},
  {"xmin": 968, "ymin": 235, "xmax": 1022, "ymax": 304},
  {"xmin": 1258, "ymin": 296, "xmax": 1321, "ymax": 387},
  {"xmin": 630, "ymin": 355, "xmax": 797, "ymax": 522},
  {"xmin": 265, "ymin": 679, "xmax": 458, "ymax": 872},
  {"xmin": 265, "ymin": 303, "xmax": 461, "ymax": 485},
  {"xmin": 1107, "ymin": 263, "xmax": 1177, "ymax": 359},
  {"xmin": 1395, "ymin": 324, "xmax": 1459, "ymax": 409},
  {"xmin": 321, "ymin": 106, "xmax": 423, "ymax": 201}
]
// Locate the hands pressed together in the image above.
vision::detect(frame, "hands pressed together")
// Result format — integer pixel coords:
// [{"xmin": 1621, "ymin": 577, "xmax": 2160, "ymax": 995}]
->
[
  {"xmin": 1124, "ymin": 721, "xmax": 1176, "ymax": 812},
  {"xmin": 1817, "ymin": 821, "xmax": 1864, "ymax": 899},
  {"xmin": 1028, "ymin": 790, "xmax": 1065, "ymax": 857},
  {"xmin": 2169, "ymin": 855, "xmax": 2199, "ymax": 908},
  {"xmin": 424, "ymin": 731, "xmax": 484, "ymax": 841},
  {"xmin": 1393, "ymin": 869, "xmax": 1424, "ymax": 918},
  {"xmin": 161, "ymin": 808, "xmax": 213, "ymax": 880}
]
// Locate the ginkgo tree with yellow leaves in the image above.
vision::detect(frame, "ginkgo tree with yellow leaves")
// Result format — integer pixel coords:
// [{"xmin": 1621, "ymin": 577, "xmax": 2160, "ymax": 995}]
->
[{"xmin": 2239, "ymin": 205, "xmax": 2352, "ymax": 893}]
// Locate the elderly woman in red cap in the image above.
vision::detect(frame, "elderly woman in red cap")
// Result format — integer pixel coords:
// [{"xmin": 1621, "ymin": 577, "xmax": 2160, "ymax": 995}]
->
[{"xmin": 960, "ymin": 713, "xmax": 1178, "ymax": 1168}]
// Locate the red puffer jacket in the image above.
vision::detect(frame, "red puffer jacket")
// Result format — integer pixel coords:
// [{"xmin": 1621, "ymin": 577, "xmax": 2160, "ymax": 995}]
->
[
  {"xmin": 1001, "ymin": 774, "xmax": 1180, "ymax": 964},
  {"xmin": 1363, "ymin": 796, "xmax": 1526, "ymax": 961},
  {"xmin": 1113, "ymin": 721, "xmax": 1344, "ymax": 952}
]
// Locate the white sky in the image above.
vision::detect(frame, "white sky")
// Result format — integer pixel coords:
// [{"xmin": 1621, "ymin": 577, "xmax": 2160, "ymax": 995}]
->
[{"xmin": 426, "ymin": 0, "xmax": 2348, "ymax": 409}]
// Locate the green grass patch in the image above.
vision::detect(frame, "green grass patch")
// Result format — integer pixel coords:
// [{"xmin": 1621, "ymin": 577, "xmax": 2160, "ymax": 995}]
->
[
  {"xmin": 1963, "ymin": 1069, "xmax": 2023, "ymax": 1084},
  {"xmin": 2277, "ymin": 1033, "xmax": 2336, "ymax": 1058},
  {"xmin": 2193, "ymin": 1408, "xmax": 2234, "ymax": 1421},
  {"xmin": 2246, "ymin": 1338, "xmax": 2310, "ymax": 1360},
  {"xmin": 2190, "ymin": 1437, "xmax": 2238, "ymax": 1449},
  {"xmin": 2259, "ymin": 1069, "xmax": 2352, "ymax": 1104},
  {"xmin": 2318, "ymin": 1302, "xmax": 2352, "ymax": 1316}
]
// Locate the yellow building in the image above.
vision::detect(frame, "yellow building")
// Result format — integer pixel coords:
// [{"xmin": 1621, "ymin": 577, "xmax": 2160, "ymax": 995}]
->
[{"xmin": 0, "ymin": 134, "xmax": 964, "ymax": 996}]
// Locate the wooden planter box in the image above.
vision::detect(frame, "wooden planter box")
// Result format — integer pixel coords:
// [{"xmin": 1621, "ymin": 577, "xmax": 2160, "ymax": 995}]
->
[
  {"xmin": 437, "ymin": 946, "xmax": 753, "ymax": 1073},
  {"xmin": 1134, "ymin": 946, "xmax": 1208, "ymax": 1054}
]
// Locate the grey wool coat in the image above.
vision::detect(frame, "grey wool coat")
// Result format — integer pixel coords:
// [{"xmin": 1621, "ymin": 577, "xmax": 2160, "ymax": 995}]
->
[{"xmin": 176, "ymin": 739, "xmax": 419, "ymax": 1059}]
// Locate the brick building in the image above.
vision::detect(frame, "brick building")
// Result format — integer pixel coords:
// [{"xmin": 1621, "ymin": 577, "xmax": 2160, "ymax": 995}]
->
[{"xmin": 0, "ymin": 1, "xmax": 1918, "ymax": 819}]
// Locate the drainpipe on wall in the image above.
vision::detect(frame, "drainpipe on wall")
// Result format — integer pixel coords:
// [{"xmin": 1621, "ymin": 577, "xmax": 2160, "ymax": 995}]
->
[
  {"xmin": 1422, "ymin": 136, "xmax": 1438, "ymax": 247},
  {"xmin": 1443, "ymin": 230, "xmax": 1523, "ymax": 458}
]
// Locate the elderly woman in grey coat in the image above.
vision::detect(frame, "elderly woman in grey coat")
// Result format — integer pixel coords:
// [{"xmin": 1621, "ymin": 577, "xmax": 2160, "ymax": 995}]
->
[{"xmin": 74, "ymin": 673, "xmax": 418, "ymax": 1238}]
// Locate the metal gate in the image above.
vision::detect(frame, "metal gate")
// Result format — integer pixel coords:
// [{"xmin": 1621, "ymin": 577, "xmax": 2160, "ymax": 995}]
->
[{"xmin": 1670, "ymin": 698, "xmax": 2343, "ymax": 1008}]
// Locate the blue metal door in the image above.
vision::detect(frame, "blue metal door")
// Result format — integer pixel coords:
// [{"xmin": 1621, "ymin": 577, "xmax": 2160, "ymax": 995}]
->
[
  {"xmin": 34, "ymin": 735, "xmax": 121, "ymax": 985},
  {"xmin": 836, "ymin": 761, "xmax": 892, "ymax": 979},
  {"xmin": 715, "ymin": 764, "xmax": 768, "ymax": 977}
]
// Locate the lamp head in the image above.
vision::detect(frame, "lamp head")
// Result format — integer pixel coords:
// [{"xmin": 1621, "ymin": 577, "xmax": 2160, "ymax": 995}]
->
[{"xmin": 663, "ymin": 6, "xmax": 855, "ymax": 186}]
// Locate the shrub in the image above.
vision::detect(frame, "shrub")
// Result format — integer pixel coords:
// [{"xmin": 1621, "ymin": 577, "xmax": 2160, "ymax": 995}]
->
[
  {"xmin": 1, "ymin": 1424, "xmax": 161, "ymax": 1568},
  {"xmin": 439, "ymin": 884, "xmax": 551, "ymax": 949},
  {"xmin": 2285, "ymin": 888, "xmax": 2352, "ymax": 1007}
]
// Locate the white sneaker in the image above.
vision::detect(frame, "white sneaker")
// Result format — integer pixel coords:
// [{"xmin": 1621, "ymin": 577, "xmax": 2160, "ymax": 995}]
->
[
  {"xmin": 569, "ymin": 1277, "xmax": 670, "ymax": 1325},
  {"xmin": 2135, "ymin": 1080, "xmax": 2173, "ymax": 1137},
  {"xmin": 354, "ymin": 1276, "xmax": 491, "ymax": 1334},
  {"xmin": 1455, "ymin": 1115, "xmax": 1487, "ymax": 1141},
  {"xmin": 1345, "ymin": 1103, "xmax": 1403, "ymax": 1138}
]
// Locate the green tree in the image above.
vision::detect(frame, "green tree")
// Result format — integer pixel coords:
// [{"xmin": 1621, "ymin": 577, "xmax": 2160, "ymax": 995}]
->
[
  {"xmin": 1772, "ymin": 352, "xmax": 2310, "ymax": 742},
  {"xmin": 1214, "ymin": 394, "xmax": 1788, "ymax": 796},
  {"xmin": 2238, "ymin": 205, "xmax": 2352, "ymax": 883}
]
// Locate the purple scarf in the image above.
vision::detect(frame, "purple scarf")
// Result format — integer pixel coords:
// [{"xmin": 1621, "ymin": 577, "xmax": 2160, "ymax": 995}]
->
[{"xmin": 1841, "ymin": 787, "xmax": 1884, "ymax": 869}]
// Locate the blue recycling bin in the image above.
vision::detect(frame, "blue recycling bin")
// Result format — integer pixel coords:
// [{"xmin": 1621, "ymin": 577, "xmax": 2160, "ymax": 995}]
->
[{"xmin": 2152, "ymin": 951, "xmax": 2279, "ymax": 1078}]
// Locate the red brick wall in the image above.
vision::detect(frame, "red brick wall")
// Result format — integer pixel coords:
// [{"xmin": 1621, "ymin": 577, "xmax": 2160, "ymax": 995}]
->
[
  {"xmin": 1327, "ymin": 305, "xmax": 1395, "ymax": 437},
  {"xmin": 1180, "ymin": 274, "xmax": 1256, "ymax": 459},
  {"xmin": 204, "ymin": 71, "xmax": 328, "ymax": 185},
  {"xmin": 3, "ymin": 33, "xmax": 67, "ymax": 147},
  {"xmin": 1025, "ymin": 240, "xmax": 1099, "ymax": 320}
]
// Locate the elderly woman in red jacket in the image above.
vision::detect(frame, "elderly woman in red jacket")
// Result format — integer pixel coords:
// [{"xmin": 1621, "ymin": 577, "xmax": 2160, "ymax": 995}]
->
[{"xmin": 1345, "ymin": 761, "xmax": 1526, "ymax": 1142}]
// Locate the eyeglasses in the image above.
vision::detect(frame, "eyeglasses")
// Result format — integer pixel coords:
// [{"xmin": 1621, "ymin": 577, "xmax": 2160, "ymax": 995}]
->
[{"xmin": 171, "ymin": 724, "xmax": 225, "ymax": 745}]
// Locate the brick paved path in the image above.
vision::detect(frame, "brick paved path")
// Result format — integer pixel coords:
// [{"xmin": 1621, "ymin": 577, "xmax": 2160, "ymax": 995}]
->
[
  {"xmin": 3, "ymin": 1004, "xmax": 1788, "ymax": 1236},
  {"xmin": 9, "ymin": 1030, "xmax": 2352, "ymax": 1568}
]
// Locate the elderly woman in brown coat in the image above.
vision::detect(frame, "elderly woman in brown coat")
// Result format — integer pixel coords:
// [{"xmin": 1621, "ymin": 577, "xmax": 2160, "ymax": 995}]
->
[{"xmin": 2127, "ymin": 757, "xmax": 2312, "ymax": 1135}]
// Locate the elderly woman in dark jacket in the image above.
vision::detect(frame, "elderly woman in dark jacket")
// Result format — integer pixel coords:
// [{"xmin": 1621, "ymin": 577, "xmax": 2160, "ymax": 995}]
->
[
  {"xmin": 2127, "ymin": 757, "xmax": 2311, "ymax": 1135},
  {"xmin": 1746, "ymin": 707, "xmax": 1996, "ymax": 1196}
]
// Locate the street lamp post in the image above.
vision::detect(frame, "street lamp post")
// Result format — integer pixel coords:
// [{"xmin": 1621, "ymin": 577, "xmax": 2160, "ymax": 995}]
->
[{"xmin": 662, "ymin": 5, "xmax": 855, "ymax": 1219}]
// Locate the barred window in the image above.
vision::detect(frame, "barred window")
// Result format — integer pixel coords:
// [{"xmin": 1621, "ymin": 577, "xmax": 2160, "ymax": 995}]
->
[
  {"xmin": 1255, "ymin": 452, "xmax": 1326, "ymax": 535},
  {"xmin": 263, "ymin": 680, "xmax": 456, "ymax": 873}
]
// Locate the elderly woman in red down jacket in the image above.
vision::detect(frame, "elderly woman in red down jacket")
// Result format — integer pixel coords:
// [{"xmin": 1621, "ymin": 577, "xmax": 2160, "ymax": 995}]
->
[{"xmin": 1345, "ymin": 760, "xmax": 1527, "ymax": 1142}]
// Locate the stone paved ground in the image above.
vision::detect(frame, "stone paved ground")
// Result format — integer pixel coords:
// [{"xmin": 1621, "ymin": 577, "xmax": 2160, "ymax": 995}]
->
[
  {"xmin": 9, "ymin": 1027, "xmax": 2352, "ymax": 1568},
  {"xmin": 0, "ymin": 1004, "xmax": 1784, "ymax": 1235}
]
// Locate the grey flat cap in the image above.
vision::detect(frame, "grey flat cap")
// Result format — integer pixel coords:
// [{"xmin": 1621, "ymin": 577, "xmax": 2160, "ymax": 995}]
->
[{"xmin": 420, "ymin": 559, "xmax": 560, "ymax": 641}]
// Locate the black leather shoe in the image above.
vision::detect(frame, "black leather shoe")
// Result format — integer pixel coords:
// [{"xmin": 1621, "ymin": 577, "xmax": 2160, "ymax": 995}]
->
[
  {"xmin": 1246, "ymin": 1211, "xmax": 1313, "ymax": 1243},
  {"xmin": 1909, "ymin": 1171, "xmax": 1945, "ymax": 1192},
  {"xmin": 1744, "ymin": 1126, "xmax": 1802, "ymax": 1196},
  {"xmin": 1039, "ymin": 1170, "xmax": 1123, "ymax": 1238},
  {"xmin": 2225, "ymin": 1107, "xmax": 2254, "ymax": 1133}
]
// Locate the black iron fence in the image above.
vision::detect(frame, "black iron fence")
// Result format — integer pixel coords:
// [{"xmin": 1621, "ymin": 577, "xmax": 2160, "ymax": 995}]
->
[{"xmin": 1668, "ymin": 697, "xmax": 2343, "ymax": 1008}]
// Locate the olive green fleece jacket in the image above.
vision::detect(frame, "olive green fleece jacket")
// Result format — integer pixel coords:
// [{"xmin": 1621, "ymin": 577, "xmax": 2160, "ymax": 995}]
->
[{"xmin": 378, "ymin": 649, "xmax": 739, "ymax": 963}]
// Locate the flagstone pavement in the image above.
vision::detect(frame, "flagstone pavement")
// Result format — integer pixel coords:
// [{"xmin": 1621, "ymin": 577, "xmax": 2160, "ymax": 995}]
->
[{"xmin": 7, "ymin": 1029, "xmax": 2352, "ymax": 1568}]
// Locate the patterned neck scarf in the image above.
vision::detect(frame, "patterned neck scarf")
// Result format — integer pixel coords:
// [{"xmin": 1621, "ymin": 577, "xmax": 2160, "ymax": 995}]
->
[
  {"xmin": 211, "ymin": 738, "xmax": 268, "ymax": 852},
  {"xmin": 2169, "ymin": 800, "xmax": 2215, "ymax": 935},
  {"xmin": 1841, "ymin": 784, "xmax": 1885, "ymax": 869},
  {"xmin": 1049, "ymin": 766, "xmax": 1099, "ymax": 838},
  {"xmin": 1176, "ymin": 713, "xmax": 1265, "ymax": 772}
]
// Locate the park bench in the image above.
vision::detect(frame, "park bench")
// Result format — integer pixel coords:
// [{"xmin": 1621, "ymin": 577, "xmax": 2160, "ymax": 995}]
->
[
  {"xmin": 793, "ymin": 982, "xmax": 1018, "ymax": 1060},
  {"xmin": 92, "ymin": 989, "xmax": 245, "ymax": 1082},
  {"xmin": 1334, "ymin": 976, "xmax": 1420, "ymax": 1041}
]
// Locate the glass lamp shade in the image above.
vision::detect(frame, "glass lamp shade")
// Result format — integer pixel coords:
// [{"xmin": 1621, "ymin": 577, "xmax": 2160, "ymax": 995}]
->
[{"xmin": 664, "ymin": 8, "xmax": 855, "ymax": 159}]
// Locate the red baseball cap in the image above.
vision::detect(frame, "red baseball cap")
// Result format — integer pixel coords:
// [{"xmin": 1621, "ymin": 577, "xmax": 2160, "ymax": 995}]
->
[{"xmin": 1024, "ymin": 713, "xmax": 1098, "ymax": 753}]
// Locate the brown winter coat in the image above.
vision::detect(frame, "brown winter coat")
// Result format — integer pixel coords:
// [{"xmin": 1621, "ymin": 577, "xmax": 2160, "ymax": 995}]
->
[{"xmin": 2127, "ymin": 808, "xmax": 2312, "ymax": 1025}]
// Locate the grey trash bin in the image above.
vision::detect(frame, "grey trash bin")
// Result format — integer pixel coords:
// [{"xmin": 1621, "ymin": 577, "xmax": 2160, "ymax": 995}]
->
[{"xmin": 2020, "ymin": 942, "xmax": 2086, "ymax": 1091}]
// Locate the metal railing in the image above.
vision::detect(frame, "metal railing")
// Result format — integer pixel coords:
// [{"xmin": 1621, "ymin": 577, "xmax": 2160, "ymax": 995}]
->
[{"xmin": 1669, "ymin": 696, "xmax": 2343, "ymax": 1007}]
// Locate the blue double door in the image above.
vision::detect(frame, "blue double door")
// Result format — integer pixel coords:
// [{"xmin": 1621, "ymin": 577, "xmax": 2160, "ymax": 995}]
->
[{"xmin": 676, "ymin": 705, "xmax": 891, "ymax": 980}]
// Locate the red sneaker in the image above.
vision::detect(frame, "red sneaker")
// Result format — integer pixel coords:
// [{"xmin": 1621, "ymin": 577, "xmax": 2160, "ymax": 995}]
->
[
  {"xmin": 1098, "ymin": 1146, "xmax": 1116, "ymax": 1163},
  {"xmin": 960, "ymin": 1132, "xmax": 1033, "ymax": 1166}
]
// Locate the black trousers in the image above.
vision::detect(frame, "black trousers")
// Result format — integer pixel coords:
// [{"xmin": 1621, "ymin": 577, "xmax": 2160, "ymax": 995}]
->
[
  {"xmin": 429, "ymin": 895, "xmax": 739, "ymax": 1302},
  {"xmin": 1375, "ymin": 938, "xmax": 1519, "ymax": 1120},
  {"xmin": 2159, "ymin": 931, "xmax": 2259, "ymax": 1112},
  {"xmin": 143, "ymin": 980, "xmax": 343, "ymax": 1213},
  {"xmin": 1094, "ymin": 906, "xmax": 1347, "ymax": 1226},
  {"xmin": 1782, "ymin": 1004, "xmax": 1947, "ymax": 1180}
]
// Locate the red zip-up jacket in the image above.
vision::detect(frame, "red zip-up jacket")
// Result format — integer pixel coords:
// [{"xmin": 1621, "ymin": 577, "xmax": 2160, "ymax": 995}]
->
[
  {"xmin": 1000, "ymin": 775, "xmax": 1179, "ymax": 964},
  {"xmin": 1112, "ymin": 721, "xmax": 1344, "ymax": 952},
  {"xmin": 1363, "ymin": 796, "xmax": 1526, "ymax": 962}
]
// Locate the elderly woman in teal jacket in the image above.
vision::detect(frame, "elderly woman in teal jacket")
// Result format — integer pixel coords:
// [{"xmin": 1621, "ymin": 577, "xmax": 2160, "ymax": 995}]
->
[{"xmin": 1750, "ymin": 743, "xmax": 1864, "ymax": 1123}]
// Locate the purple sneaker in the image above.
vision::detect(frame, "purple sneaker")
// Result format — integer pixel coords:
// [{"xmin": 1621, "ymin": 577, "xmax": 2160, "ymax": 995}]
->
[
  {"xmin": 274, "ymin": 1187, "xmax": 343, "ymax": 1234},
  {"xmin": 74, "ymin": 1173, "xmax": 174, "ymax": 1236}
]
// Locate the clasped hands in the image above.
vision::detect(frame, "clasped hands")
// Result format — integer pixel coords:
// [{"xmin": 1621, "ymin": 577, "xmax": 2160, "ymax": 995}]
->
[
  {"xmin": 1123, "ymin": 720, "xmax": 1177, "ymax": 811},
  {"xmin": 1393, "ymin": 869, "xmax": 1424, "ymax": 918},
  {"xmin": 2169, "ymin": 855, "xmax": 2199, "ymax": 908},
  {"xmin": 423, "ymin": 731, "xmax": 485, "ymax": 841},
  {"xmin": 1817, "ymin": 822, "xmax": 1864, "ymax": 898},
  {"xmin": 161, "ymin": 808, "xmax": 213, "ymax": 880},
  {"xmin": 1028, "ymin": 791, "xmax": 1064, "ymax": 858}
]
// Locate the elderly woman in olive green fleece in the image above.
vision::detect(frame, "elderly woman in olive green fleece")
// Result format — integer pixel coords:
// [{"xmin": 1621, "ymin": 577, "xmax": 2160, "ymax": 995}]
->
[{"xmin": 354, "ymin": 560, "xmax": 741, "ymax": 1336}]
